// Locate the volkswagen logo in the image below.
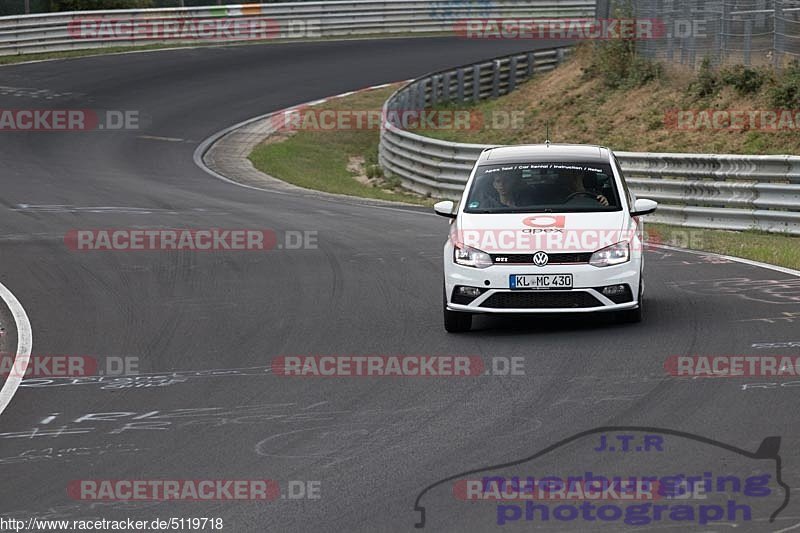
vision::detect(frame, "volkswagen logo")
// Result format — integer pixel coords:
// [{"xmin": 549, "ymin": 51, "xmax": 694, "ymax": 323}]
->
[{"xmin": 532, "ymin": 251, "xmax": 549, "ymax": 267}]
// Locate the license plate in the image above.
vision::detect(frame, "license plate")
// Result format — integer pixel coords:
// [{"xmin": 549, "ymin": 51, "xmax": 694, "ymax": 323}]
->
[{"xmin": 510, "ymin": 274, "xmax": 573, "ymax": 290}]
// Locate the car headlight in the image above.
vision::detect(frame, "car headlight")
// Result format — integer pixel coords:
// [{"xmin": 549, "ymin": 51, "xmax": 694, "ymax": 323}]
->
[
  {"xmin": 590, "ymin": 241, "xmax": 630, "ymax": 267},
  {"xmin": 454, "ymin": 243, "xmax": 493, "ymax": 269}
]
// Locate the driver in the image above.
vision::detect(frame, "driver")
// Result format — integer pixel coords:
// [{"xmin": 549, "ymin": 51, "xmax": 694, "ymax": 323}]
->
[
  {"xmin": 491, "ymin": 173, "xmax": 531, "ymax": 208},
  {"xmin": 563, "ymin": 168, "xmax": 609, "ymax": 206}
]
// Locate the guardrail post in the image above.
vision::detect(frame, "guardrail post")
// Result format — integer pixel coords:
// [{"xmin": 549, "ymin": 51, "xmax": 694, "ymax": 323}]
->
[
  {"xmin": 508, "ymin": 56, "xmax": 517, "ymax": 93},
  {"xmin": 491, "ymin": 60, "xmax": 500, "ymax": 99},
  {"xmin": 472, "ymin": 64, "xmax": 481, "ymax": 102},
  {"xmin": 556, "ymin": 48, "xmax": 565, "ymax": 65},
  {"xmin": 400, "ymin": 91, "xmax": 409, "ymax": 114},
  {"xmin": 431, "ymin": 75, "xmax": 439, "ymax": 106},
  {"xmin": 526, "ymin": 52, "xmax": 535, "ymax": 77},
  {"xmin": 595, "ymin": 0, "xmax": 610, "ymax": 19},
  {"xmin": 456, "ymin": 68, "xmax": 465, "ymax": 103},
  {"xmin": 420, "ymin": 80, "xmax": 433, "ymax": 109},
  {"xmin": 443, "ymin": 72, "xmax": 451, "ymax": 103}
]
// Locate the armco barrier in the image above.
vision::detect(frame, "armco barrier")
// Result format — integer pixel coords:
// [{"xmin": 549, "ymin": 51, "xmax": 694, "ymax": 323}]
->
[
  {"xmin": 0, "ymin": 1, "xmax": 597, "ymax": 56},
  {"xmin": 378, "ymin": 47, "xmax": 800, "ymax": 235}
]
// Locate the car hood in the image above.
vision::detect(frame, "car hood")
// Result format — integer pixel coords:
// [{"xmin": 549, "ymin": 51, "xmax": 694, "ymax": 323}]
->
[{"xmin": 454, "ymin": 211, "xmax": 634, "ymax": 254}]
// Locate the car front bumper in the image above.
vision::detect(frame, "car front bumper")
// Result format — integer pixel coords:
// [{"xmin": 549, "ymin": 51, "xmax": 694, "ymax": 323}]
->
[{"xmin": 444, "ymin": 246, "xmax": 642, "ymax": 314}]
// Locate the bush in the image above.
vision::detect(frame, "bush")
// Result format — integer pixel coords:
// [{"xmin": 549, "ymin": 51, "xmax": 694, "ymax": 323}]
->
[
  {"xmin": 720, "ymin": 65, "xmax": 771, "ymax": 96},
  {"xmin": 769, "ymin": 61, "xmax": 800, "ymax": 108},
  {"xmin": 580, "ymin": 1, "xmax": 663, "ymax": 90},
  {"xmin": 366, "ymin": 164, "xmax": 383, "ymax": 180},
  {"xmin": 582, "ymin": 40, "xmax": 662, "ymax": 89},
  {"xmin": 626, "ymin": 56, "xmax": 663, "ymax": 87},
  {"xmin": 688, "ymin": 57, "xmax": 719, "ymax": 98},
  {"xmin": 383, "ymin": 175, "xmax": 402, "ymax": 189}
]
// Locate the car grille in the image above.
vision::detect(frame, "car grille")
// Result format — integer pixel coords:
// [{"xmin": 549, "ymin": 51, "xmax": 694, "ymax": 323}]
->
[
  {"xmin": 490, "ymin": 253, "xmax": 592, "ymax": 265},
  {"xmin": 481, "ymin": 291, "xmax": 603, "ymax": 309}
]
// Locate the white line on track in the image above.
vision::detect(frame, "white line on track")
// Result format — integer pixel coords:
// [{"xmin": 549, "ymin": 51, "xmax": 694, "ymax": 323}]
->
[
  {"xmin": 774, "ymin": 520, "xmax": 800, "ymax": 533},
  {"xmin": 137, "ymin": 135, "xmax": 188, "ymax": 142},
  {"xmin": 0, "ymin": 281, "xmax": 32, "ymax": 418}
]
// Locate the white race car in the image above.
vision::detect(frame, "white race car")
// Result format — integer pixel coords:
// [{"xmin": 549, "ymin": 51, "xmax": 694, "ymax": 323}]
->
[{"xmin": 435, "ymin": 144, "xmax": 658, "ymax": 332}]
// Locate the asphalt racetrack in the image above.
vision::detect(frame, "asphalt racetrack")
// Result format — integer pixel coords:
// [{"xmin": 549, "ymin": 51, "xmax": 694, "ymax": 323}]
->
[{"xmin": 0, "ymin": 37, "xmax": 799, "ymax": 532}]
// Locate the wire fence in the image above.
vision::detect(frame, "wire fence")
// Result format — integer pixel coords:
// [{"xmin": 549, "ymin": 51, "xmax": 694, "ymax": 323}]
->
[{"xmin": 603, "ymin": 0, "xmax": 800, "ymax": 69}]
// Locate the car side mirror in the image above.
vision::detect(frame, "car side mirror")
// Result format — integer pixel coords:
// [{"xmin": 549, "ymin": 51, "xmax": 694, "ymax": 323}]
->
[
  {"xmin": 434, "ymin": 200, "xmax": 457, "ymax": 219},
  {"xmin": 631, "ymin": 198, "xmax": 658, "ymax": 217}
]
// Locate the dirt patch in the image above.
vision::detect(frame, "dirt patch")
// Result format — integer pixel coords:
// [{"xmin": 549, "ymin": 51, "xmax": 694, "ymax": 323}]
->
[{"xmin": 348, "ymin": 155, "xmax": 376, "ymax": 186}]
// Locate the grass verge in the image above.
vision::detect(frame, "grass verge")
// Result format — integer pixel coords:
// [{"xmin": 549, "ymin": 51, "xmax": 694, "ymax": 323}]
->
[
  {"xmin": 249, "ymin": 85, "xmax": 433, "ymax": 205},
  {"xmin": 649, "ymin": 224, "xmax": 800, "ymax": 271},
  {"xmin": 0, "ymin": 43, "xmax": 185, "ymax": 65}
]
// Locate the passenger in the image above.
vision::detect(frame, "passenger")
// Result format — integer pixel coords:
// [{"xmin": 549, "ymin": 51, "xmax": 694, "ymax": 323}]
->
[{"xmin": 491, "ymin": 173, "xmax": 536, "ymax": 208}]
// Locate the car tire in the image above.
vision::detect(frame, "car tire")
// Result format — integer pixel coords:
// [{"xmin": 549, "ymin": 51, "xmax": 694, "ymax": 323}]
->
[
  {"xmin": 443, "ymin": 290, "xmax": 472, "ymax": 333},
  {"xmin": 617, "ymin": 304, "xmax": 642, "ymax": 324}
]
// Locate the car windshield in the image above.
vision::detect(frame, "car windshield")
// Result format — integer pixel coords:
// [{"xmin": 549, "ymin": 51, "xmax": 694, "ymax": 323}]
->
[{"xmin": 464, "ymin": 162, "xmax": 622, "ymax": 214}]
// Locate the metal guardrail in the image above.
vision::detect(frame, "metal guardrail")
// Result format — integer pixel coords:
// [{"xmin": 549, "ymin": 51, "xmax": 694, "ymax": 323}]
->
[
  {"xmin": 0, "ymin": 0, "xmax": 597, "ymax": 56},
  {"xmin": 380, "ymin": 47, "xmax": 572, "ymax": 196},
  {"xmin": 379, "ymin": 46, "xmax": 800, "ymax": 235}
]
